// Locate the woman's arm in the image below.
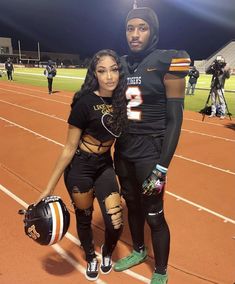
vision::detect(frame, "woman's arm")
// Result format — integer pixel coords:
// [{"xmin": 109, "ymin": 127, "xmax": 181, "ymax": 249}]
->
[{"xmin": 36, "ymin": 125, "xmax": 82, "ymax": 203}]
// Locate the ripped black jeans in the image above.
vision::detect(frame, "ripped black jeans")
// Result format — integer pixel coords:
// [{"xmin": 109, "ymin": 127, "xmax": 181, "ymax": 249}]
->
[{"xmin": 64, "ymin": 148, "xmax": 122, "ymax": 261}]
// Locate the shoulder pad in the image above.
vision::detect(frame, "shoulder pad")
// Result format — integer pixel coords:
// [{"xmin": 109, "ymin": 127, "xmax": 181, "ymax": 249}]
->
[{"xmin": 159, "ymin": 49, "xmax": 191, "ymax": 77}]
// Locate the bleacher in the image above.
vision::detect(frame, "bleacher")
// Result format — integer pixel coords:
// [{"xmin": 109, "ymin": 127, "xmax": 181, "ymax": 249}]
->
[{"xmin": 194, "ymin": 40, "xmax": 235, "ymax": 73}]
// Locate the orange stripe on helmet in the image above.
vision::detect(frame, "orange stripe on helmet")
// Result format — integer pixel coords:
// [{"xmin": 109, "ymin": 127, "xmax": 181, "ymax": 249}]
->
[{"xmin": 48, "ymin": 201, "xmax": 63, "ymax": 245}]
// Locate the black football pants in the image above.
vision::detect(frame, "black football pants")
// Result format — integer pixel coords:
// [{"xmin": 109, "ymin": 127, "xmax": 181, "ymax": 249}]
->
[
  {"xmin": 114, "ymin": 153, "xmax": 170, "ymax": 275},
  {"xmin": 47, "ymin": 78, "xmax": 53, "ymax": 93},
  {"xmin": 7, "ymin": 70, "xmax": 13, "ymax": 80}
]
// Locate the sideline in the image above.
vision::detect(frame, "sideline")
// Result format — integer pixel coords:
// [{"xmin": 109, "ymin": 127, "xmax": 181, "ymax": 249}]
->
[{"xmin": 14, "ymin": 71, "xmax": 85, "ymax": 80}]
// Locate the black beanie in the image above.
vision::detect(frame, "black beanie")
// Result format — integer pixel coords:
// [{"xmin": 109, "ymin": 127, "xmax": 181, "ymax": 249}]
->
[{"xmin": 126, "ymin": 7, "xmax": 159, "ymax": 51}]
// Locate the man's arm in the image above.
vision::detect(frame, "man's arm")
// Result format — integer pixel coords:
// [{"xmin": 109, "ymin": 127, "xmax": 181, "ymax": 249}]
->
[
  {"xmin": 159, "ymin": 73, "xmax": 185, "ymax": 168},
  {"xmin": 142, "ymin": 74, "xmax": 185, "ymax": 195}
]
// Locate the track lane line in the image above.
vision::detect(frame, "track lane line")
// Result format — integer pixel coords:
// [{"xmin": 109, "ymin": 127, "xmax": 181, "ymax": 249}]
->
[
  {"xmin": 174, "ymin": 154, "xmax": 235, "ymax": 175},
  {"xmin": 1, "ymin": 116, "xmax": 234, "ymax": 176},
  {"xmin": 184, "ymin": 117, "xmax": 230, "ymax": 127},
  {"xmin": 0, "ymin": 83, "xmax": 73, "ymax": 98},
  {"xmin": 1, "ymin": 117, "xmax": 235, "ymax": 223},
  {"xmin": 0, "ymin": 87, "xmax": 70, "ymax": 105},
  {"xmin": 0, "ymin": 183, "xmax": 150, "ymax": 283},
  {"xmin": 0, "ymin": 100, "xmax": 234, "ymax": 142},
  {"xmin": 0, "ymin": 83, "xmax": 233, "ymax": 127},
  {"xmin": 181, "ymin": 128, "xmax": 235, "ymax": 142},
  {"xmin": 166, "ymin": 190, "xmax": 235, "ymax": 224},
  {"xmin": 0, "ymin": 184, "xmax": 106, "ymax": 283},
  {"xmin": 0, "ymin": 99, "xmax": 67, "ymax": 122}
]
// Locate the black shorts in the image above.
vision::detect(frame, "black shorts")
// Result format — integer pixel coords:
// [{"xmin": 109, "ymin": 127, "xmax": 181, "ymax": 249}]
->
[{"xmin": 64, "ymin": 148, "xmax": 119, "ymax": 200}]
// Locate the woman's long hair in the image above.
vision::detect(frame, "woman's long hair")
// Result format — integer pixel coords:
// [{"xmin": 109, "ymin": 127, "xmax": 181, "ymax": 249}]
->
[{"xmin": 71, "ymin": 49, "xmax": 127, "ymax": 135}]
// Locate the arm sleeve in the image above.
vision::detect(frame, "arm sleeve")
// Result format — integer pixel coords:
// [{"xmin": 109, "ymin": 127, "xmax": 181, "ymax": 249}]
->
[{"xmin": 158, "ymin": 98, "xmax": 184, "ymax": 168}]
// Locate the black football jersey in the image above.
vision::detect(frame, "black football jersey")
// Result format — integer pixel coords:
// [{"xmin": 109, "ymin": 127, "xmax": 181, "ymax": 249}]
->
[
  {"xmin": 121, "ymin": 49, "xmax": 190, "ymax": 135},
  {"xmin": 68, "ymin": 92, "xmax": 115, "ymax": 142}
]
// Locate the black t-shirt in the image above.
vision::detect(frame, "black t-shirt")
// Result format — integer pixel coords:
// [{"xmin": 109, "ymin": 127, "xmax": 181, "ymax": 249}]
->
[
  {"xmin": 120, "ymin": 49, "xmax": 190, "ymax": 136},
  {"xmin": 68, "ymin": 92, "xmax": 115, "ymax": 142}
]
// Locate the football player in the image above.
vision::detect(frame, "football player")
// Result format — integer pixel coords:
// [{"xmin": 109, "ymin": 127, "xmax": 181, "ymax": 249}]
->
[{"xmin": 113, "ymin": 7, "xmax": 190, "ymax": 284}]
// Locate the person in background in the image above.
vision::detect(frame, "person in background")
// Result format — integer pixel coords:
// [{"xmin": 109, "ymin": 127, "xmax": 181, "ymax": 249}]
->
[
  {"xmin": 5, "ymin": 57, "xmax": 14, "ymax": 81},
  {"xmin": 44, "ymin": 60, "xmax": 57, "ymax": 94},
  {"xmin": 37, "ymin": 49, "xmax": 127, "ymax": 281},
  {"xmin": 113, "ymin": 7, "xmax": 190, "ymax": 284},
  {"xmin": 186, "ymin": 66, "xmax": 200, "ymax": 95}
]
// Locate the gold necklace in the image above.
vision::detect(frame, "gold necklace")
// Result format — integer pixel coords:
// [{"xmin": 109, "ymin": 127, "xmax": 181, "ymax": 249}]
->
[{"xmin": 99, "ymin": 96, "xmax": 111, "ymax": 114}]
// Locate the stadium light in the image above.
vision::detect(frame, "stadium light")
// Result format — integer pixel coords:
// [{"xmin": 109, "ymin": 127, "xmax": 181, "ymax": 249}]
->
[
  {"xmin": 133, "ymin": 0, "xmax": 138, "ymax": 9},
  {"xmin": 37, "ymin": 42, "xmax": 40, "ymax": 61}
]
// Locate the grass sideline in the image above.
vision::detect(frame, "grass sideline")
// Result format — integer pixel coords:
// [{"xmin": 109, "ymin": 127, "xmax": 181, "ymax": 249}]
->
[{"xmin": 1, "ymin": 67, "xmax": 235, "ymax": 116}]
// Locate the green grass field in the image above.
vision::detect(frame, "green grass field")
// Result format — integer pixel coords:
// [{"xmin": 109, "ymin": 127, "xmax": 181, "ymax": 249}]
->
[
  {"xmin": 184, "ymin": 74, "xmax": 234, "ymax": 116},
  {"xmin": 1, "ymin": 67, "xmax": 235, "ymax": 116}
]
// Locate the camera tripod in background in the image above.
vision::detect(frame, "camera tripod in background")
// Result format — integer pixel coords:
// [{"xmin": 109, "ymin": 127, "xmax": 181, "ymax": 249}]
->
[{"xmin": 201, "ymin": 73, "xmax": 232, "ymax": 121}]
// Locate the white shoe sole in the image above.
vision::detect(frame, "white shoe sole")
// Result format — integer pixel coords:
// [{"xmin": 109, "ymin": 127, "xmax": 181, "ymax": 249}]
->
[
  {"xmin": 100, "ymin": 264, "xmax": 113, "ymax": 274},
  {"xmin": 85, "ymin": 273, "xmax": 99, "ymax": 281}
]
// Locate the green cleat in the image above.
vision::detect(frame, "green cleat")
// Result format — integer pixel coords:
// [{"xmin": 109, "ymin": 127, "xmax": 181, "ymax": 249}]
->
[
  {"xmin": 113, "ymin": 249, "xmax": 147, "ymax": 271},
  {"xmin": 150, "ymin": 272, "xmax": 168, "ymax": 284}
]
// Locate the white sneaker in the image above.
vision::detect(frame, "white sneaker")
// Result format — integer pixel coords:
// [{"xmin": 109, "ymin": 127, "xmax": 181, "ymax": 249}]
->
[
  {"xmin": 220, "ymin": 115, "xmax": 225, "ymax": 119},
  {"xmin": 100, "ymin": 245, "xmax": 112, "ymax": 274},
  {"xmin": 86, "ymin": 258, "xmax": 99, "ymax": 281},
  {"xmin": 209, "ymin": 113, "xmax": 215, "ymax": 118}
]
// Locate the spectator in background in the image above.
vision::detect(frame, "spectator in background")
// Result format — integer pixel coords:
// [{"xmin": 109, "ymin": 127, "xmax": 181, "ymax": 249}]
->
[
  {"xmin": 186, "ymin": 66, "xmax": 200, "ymax": 95},
  {"xmin": 5, "ymin": 58, "xmax": 14, "ymax": 81},
  {"xmin": 44, "ymin": 60, "xmax": 57, "ymax": 94}
]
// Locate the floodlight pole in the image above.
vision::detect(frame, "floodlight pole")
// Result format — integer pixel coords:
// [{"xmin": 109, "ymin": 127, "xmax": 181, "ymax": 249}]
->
[
  {"xmin": 18, "ymin": 40, "xmax": 22, "ymax": 60},
  {"xmin": 37, "ymin": 42, "xmax": 40, "ymax": 61},
  {"xmin": 133, "ymin": 0, "xmax": 138, "ymax": 9}
]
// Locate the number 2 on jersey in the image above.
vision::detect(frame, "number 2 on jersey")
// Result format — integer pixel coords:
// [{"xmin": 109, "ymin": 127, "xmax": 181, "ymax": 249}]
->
[{"xmin": 126, "ymin": 86, "xmax": 143, "ymax": 120}]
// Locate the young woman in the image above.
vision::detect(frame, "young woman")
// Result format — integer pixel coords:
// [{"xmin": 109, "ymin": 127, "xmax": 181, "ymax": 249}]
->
[{"xmin": 37, "ymin": 49, "xmax": 127, "ymax": 281}]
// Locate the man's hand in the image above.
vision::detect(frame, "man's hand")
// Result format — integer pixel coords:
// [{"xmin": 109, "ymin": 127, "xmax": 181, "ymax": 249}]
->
[{"xmin": 142, "ymin": 164, "xmax": 167, "ymax": 196}]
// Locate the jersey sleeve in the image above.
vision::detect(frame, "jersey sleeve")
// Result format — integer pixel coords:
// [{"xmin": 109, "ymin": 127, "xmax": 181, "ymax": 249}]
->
[
  {"xmin": 168, "ymin": 50, "xmax": 191, "ymax": 77},
  {"xmin": 160, "ymin": 50, "xmax": 191, "ymax": 78},
  {"xmin": 67, "ymin": 98, "xmax": 88, "ymax": 130}
]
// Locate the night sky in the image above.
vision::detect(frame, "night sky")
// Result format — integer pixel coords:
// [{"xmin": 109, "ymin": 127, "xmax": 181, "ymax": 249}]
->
[{"xmin": 0, "ymin": 0, "xmax": 235, "ymax": 60}]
